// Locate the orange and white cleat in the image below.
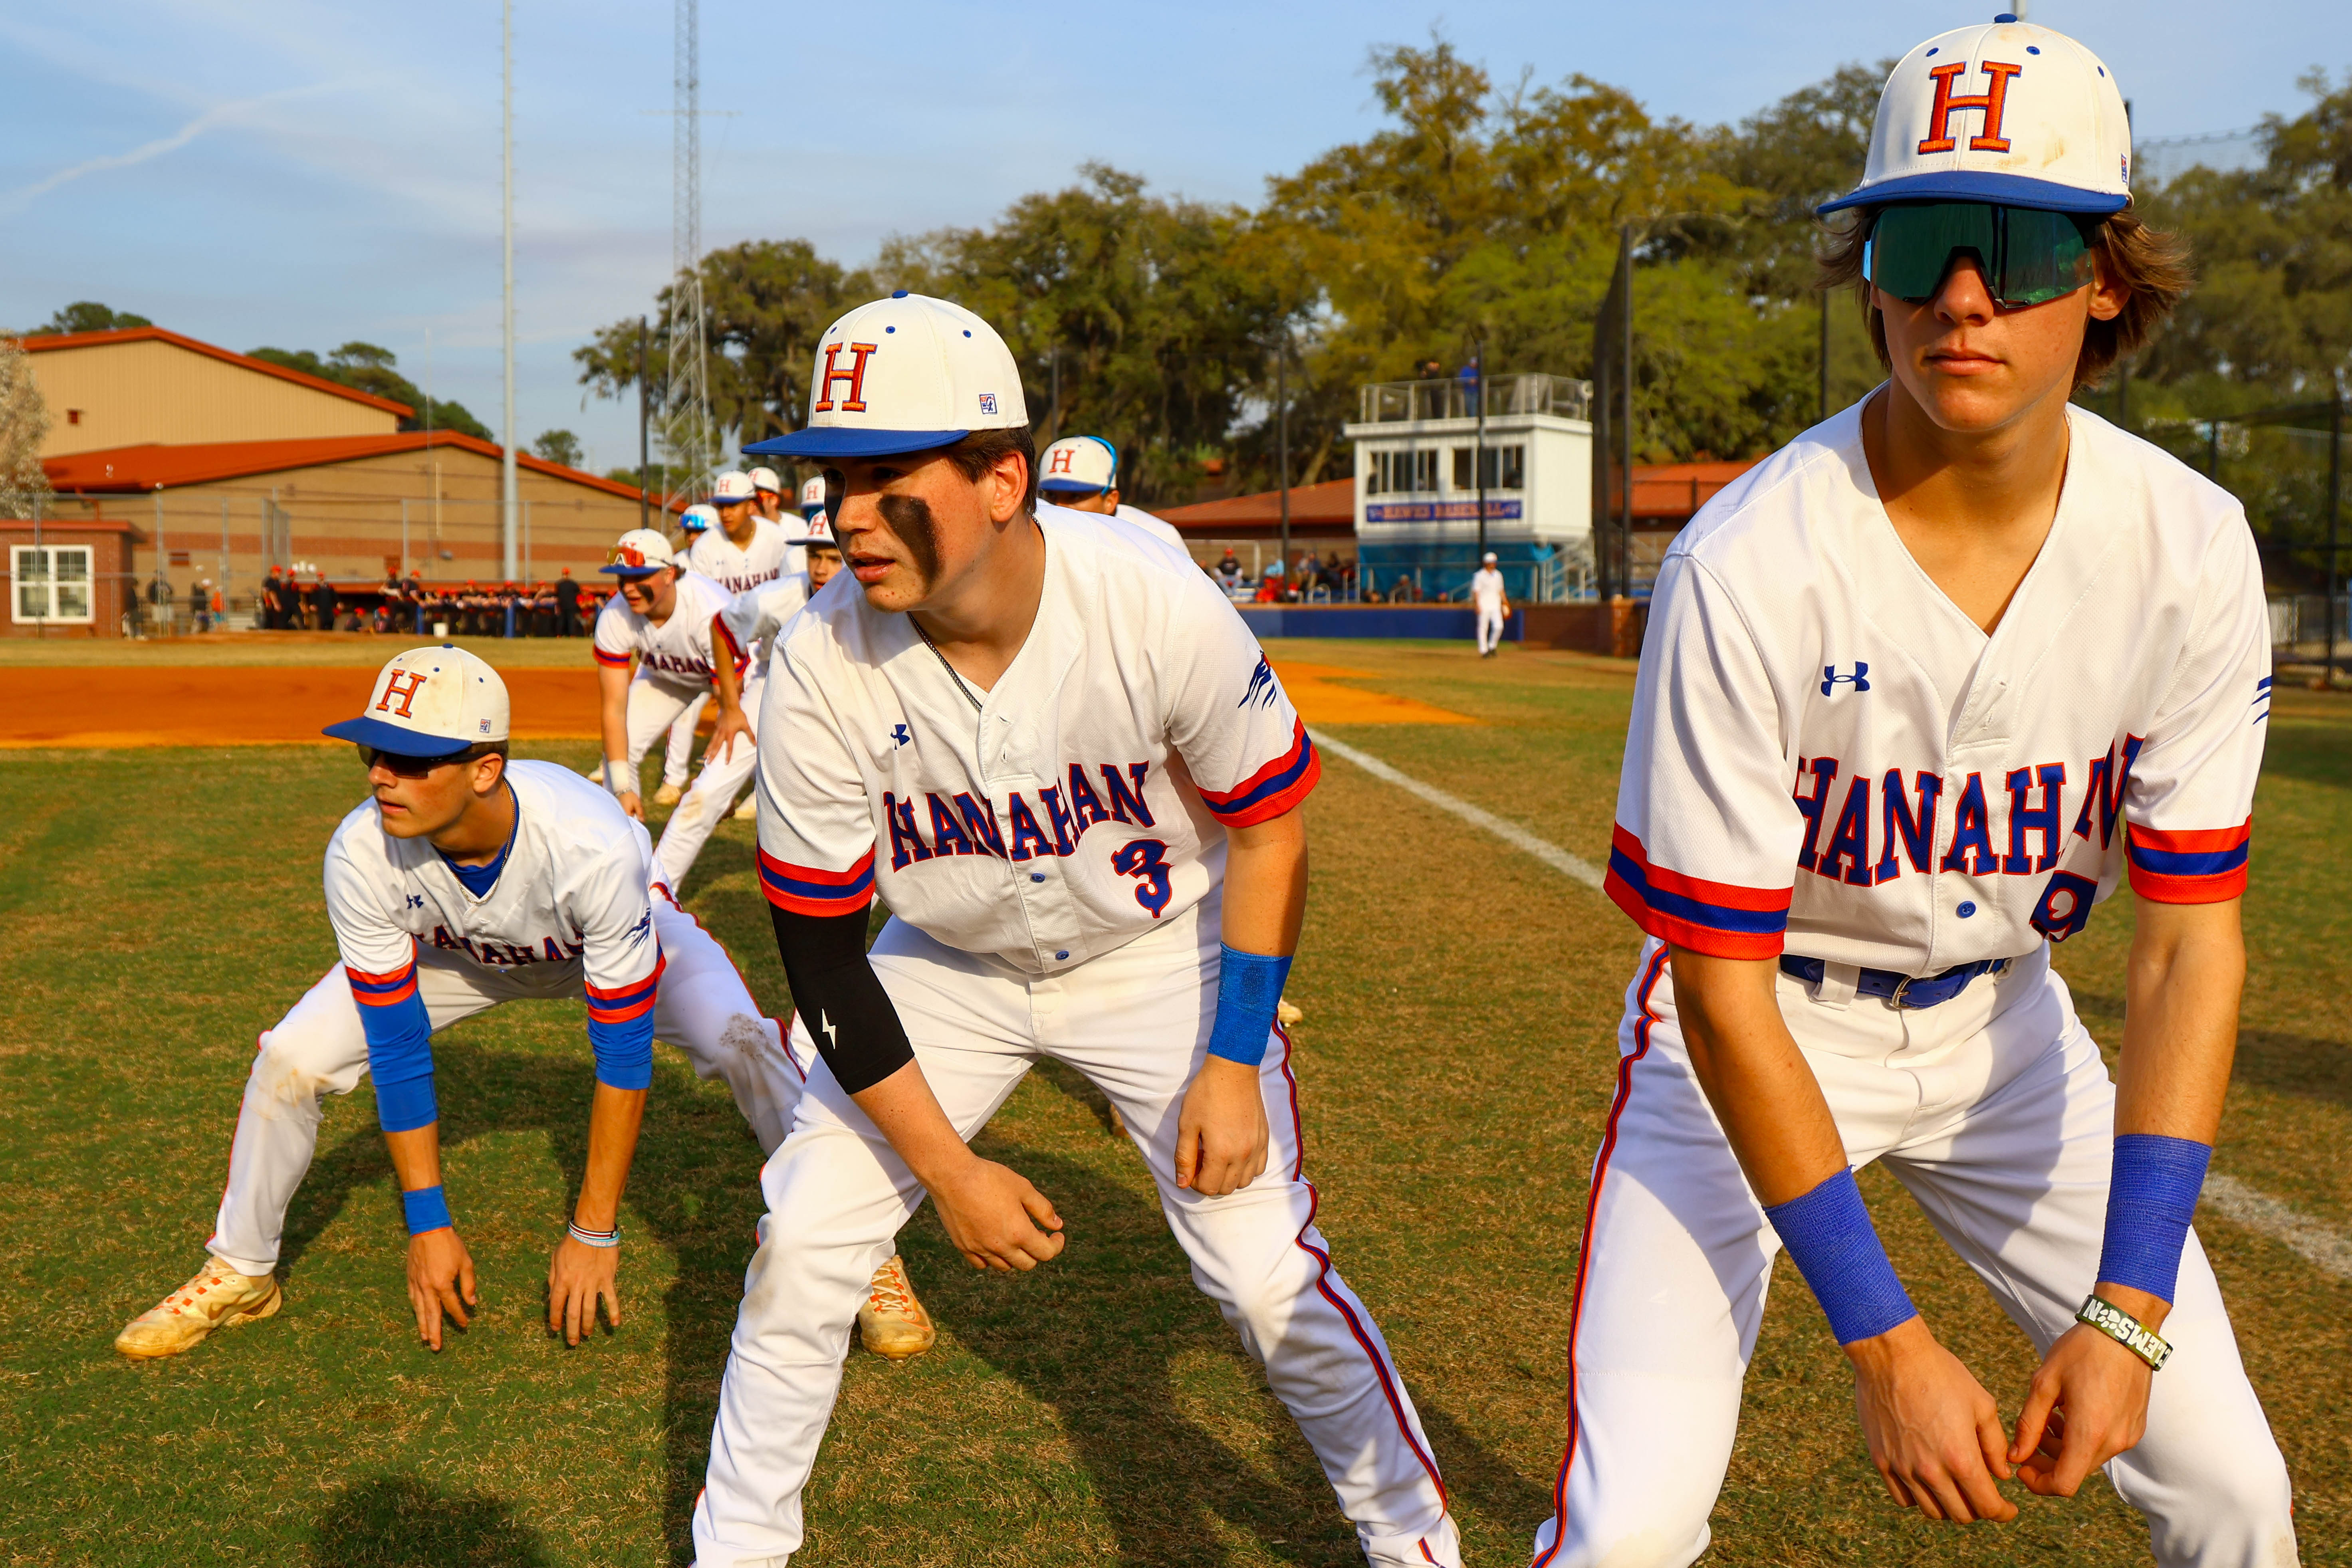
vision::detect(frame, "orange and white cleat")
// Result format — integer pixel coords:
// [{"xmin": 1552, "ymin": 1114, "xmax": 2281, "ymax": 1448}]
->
[
  {"xmin": 857, "ymin": 1253, "xmax": 936, "ymax": 1361},
  {"xmin": 652, "ymin": 781, "xmax": 685, "ymax": 807},
  {"xmin": 114, "ymin": 1257, "xmax": 282, "ymax": 1360}
]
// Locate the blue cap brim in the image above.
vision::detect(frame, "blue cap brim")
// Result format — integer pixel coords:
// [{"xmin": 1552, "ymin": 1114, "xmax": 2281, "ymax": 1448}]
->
[
  {"xmin": 321, "ymin": 715, "xmax": 472, "ymax": 755},
  {"xmin": 744, "ymin": 427, "xmax": 971, "ymax": 459},
  {"xmin": 1819, "ymin": 171, "xmax": 2130, "ymax": 216},
  {"xmin": 598, "ymin": 565, "xmax": 665, "ymax": 577},
  {"xmin": 1037, "ymin": 480, "xmax": 1107, "ymax": 495}
]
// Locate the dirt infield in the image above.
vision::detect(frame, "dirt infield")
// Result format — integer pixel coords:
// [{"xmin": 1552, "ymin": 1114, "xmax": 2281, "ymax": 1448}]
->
[{"xmin": 0, "ymin": 657, "xmax": 1467, "ymax": 748}]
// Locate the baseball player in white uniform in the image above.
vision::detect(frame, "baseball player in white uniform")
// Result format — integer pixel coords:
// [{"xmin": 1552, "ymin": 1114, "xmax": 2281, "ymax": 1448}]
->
[
  {"xmin": 1037, "ymin": 432, "xmax": 1187, "ymax": 549},
  {"xmin": 689, "ymin": 470, "xmax": 797, "ymax": 596},
  {"xmin": 643, "ymin": 502, "xmax": 724, "ymax": 806},
  {"xmin": 113, "ymin": 647, "xmax": 811, "ymax": 1358},
  {"xmin": 748, "ymin": 464, "xmax": 810, "ymax": 581},
  {"xmin": 689, "ymin": 292, "xmax": 1459, "ymax": 1566},
  {"xmin": 1532, "ymin": 20, "xmax": 2293, "ymax": 1568},
  {"xmin": 593, "ymin": 529, "xmax": 743, "ymax": 839},
  {"xmin": 1469, "ymin": 551, "xmax": 1508, "ymax": 656}
]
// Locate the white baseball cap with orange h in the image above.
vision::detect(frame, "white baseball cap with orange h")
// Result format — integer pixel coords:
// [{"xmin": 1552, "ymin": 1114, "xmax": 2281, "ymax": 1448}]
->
[{"xmin": 747, "ymin": 291, "xmax": 1026, "ymax": 460}]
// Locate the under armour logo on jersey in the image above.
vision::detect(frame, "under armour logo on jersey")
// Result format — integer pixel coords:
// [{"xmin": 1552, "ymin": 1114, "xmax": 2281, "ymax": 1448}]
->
[
  {"xmin": 811, "ymin": 340, "xmax": 879, "ymax": 413},
  {"xmin": 1239, "ymin": 656, "xmax": 1280, "ymax": 710},
  {"xmin": 890, "ymin": 723, "xmax": 912, "ymax": 748},
  {"xmin": 376, "ymin": 670, "xmax": 429, "ymax": 718},
  {"xmin": 1821, "ymin": 662, "xmax": 1871, "ymax": 696},
  {"xmin": 1918, "ymin": 60, "xmax": 2024, "ymax": 154},
  {"xmin": 406, "ymin": 893, "xmax": 426, "ymax": 909}
]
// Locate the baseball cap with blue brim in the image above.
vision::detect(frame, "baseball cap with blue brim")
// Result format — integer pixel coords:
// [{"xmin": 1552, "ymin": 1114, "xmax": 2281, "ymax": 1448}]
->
[
  {"xmin": 1038, "ymin": 435, "xmax": 1118, "ymax": 494},
  {"xmin": 1820, "ymin": 16, "xmax": 2131, "ymax": 217},
  {"xmin": 744, "ymin": 291, "xmax": 1027, "ymax": 460},
  {"xmin": 600, "ymin": 528, "xmax": 680, "ymax": 577},
  {"xmin": 323, "ymin": 645, "xmax": 510, "ymax": 757}
]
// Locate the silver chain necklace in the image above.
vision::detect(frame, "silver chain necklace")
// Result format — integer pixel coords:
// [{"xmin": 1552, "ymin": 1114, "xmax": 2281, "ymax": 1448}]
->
[{"xmin": 910, "ymin": 616, "xmax": 985, "ymax": 714}]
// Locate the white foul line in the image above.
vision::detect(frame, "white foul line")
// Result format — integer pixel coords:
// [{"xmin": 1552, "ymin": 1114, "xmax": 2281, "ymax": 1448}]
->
[
  {"xmin": 1312, "ymin": 728, "xmax": 2352, "ymax": 1284},
  {"xmin": 1311, "ymin": 731, "xmax": 1606, "ymax": 891},
  {"xmin": 2202, "ymin": 1175, "xmax": 2352, "ymax": 1281}
]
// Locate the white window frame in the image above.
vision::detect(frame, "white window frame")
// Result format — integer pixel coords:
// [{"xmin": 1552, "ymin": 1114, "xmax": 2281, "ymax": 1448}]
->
[{"xmin": 12, "ymin": 544, "xmax": 96, "ymax": 625}]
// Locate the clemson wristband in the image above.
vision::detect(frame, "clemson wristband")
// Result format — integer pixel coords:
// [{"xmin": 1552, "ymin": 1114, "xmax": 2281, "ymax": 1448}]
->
[
  {"xmin": 1206, "ymin": 945, "xmax": 1292, "ymax": 1067},
  {"xmin": 403, "ymin": 1184, "xmax": 454, "ymax": 1236}
]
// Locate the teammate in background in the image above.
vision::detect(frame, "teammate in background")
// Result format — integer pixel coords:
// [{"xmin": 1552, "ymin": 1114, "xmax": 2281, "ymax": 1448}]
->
[
  {"xmin": 1470, "ymin": 552, "xmax": 1508, "ymax": 657},
  {"xmin": 1036, "ymin": 433, "xmax": 1186, "ymax": 549},
  {"xmin": 652, "ymin": 513, "xmax": 840, "ymax": 891},
  {"xmin": 690, "ymin": 293, "xmax": 1458, "ymax": 1568},
  {"xmin": 591, "ymin": 531, "xmax": 745, "ymax": 831},
  {"xmin": 646, "ymin": 504, "xmax": 725, "ymax": 806},
  {"xmin": 688, "ymin": 471, "xmax": 794, "ymax": 598},
  {"xmin": 797, "ymin": 474, "xmax": 827, "ymax": 523},
  {"xmin": 112, "ymin": 647, "xmax": 829, "ymax": 1359},
  {"xmin": 749, "ymin": 464, "xmax": 809, "ymax": 580},
  {"xmin": 1533, "ymin": 21, "xmax": 2293, "ymax": 1567}
]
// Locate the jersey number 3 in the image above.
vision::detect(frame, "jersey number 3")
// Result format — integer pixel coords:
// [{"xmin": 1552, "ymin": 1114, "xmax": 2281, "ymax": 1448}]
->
[{"xmin": 1111, "ymin": 839, "xmax": 1173, "ymax": 917}]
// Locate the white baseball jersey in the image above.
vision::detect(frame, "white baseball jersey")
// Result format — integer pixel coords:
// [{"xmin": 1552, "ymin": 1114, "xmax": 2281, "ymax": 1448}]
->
[
  {"xmin": 1114, "ymin": 502, "xmax": 1185, "ymax": 550},
  {"xmin": 688, "ymin": 516, "xmax": 797, "ymax": 595},
  {"xmin": 1606, "ymin": 401, "xmax": 2268, "ymax": 975},
  {"xmin": 753, "ymin": 507, "xmax": 1319, "ymax": 974},
  {"xmin": 1470, "ymin": 567, "xmax": 1505, "ymax": 611},
  {"xmin": 720, "ymin": 571, "xmax": 812, "ymax": 674},
  {"xmin": 593, "ymin": 570, "xmax": 742, "ymax": 684},
  {"xmin": 325, "ymin": 761, "xmax": 664, "ymax": 1019}
]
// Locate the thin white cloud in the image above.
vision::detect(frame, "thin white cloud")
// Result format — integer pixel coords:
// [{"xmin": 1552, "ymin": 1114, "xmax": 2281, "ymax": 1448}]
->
[{"xmin": 0, "ymin": 81, "xmax": 347, "ymax": 214}]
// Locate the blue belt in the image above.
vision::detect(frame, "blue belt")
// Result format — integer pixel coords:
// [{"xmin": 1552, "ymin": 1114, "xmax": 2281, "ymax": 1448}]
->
[{"xmin": 1778, "ymin": 954, "xmax": 2012, "ymax": 1010}]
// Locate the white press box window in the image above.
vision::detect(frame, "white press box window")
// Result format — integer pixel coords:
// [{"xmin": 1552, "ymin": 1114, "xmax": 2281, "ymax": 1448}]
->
[{"xmin": 1364, "ymin": 448, "xmax": 1440, "ymax": 495}]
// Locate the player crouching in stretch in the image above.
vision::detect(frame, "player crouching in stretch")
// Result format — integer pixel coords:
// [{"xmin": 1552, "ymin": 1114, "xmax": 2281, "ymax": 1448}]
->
[
  {"xmin": 115, "ymin": 646, "xmax": 932, "ymax": 1362},
  {"xmin": 1531, "ymin": 19, "xmax": 2294, "ymax": 1568},
  {"xmin": 688, "ymin": 293, "xmax": 1460, "ymax": 1567}
]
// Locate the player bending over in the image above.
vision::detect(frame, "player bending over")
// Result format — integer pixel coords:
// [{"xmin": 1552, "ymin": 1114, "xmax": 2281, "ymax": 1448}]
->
[
  {"xmin": 1036, "ymin": 432, "xmax": 1186, "ymax": 547},
  {"xmin": 652, "ymin": 513, "xmax": 843, "ymax": 889},
  {"xmin": 1531, "ymin": 20, "xmax": 2294, "ymax": 1568},
  {"xmin": 687, "ymin": 294, "xmax": 1460, "ymax": 1566},
  {"xmin": 115, "ymin": 646, "xmax": 932, "ymax": 1362}
]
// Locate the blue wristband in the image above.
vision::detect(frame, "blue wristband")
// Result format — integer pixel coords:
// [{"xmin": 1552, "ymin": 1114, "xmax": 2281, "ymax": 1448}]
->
[
  {"xmin": 1206, "ymin": 945, "xmax": 1292, "ymax": 1067},
  {"xmin": 2098, "ymin": 1134, "xmax": 2211, "ymax": 1305},
  {"xmin": 1763, "ymin": 1169, "xmax": 1918, "ymax": 1345},
  {"xmin": 403, "ymin": 1185, "xmax": 454, "ymax": 1235}
]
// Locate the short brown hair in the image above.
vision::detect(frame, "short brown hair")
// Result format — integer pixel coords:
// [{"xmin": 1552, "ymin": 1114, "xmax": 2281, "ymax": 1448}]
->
[
  {"xmin": 939, "ymin": 425, "xmax": 1038, "ymax": 516},
  {"xmin": 1817, "ymin": 202, "xmax": 2193, "ymax": 390}
]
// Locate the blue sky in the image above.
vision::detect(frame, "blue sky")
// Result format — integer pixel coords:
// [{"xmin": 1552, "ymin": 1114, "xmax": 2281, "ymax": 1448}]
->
[{"xmin": 4, "ymin": 2, "xmax": 2341, "ymax": 474}]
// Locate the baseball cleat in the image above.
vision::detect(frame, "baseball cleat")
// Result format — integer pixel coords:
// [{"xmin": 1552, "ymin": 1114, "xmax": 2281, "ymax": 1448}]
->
[
  {"xmin": 857, "ymin": 1254, "xmax": 936, "ymax": 1360},
  {"xmin": 653, "ymin": 781, "xmax": 684, "ymax": 807},
  {"xmin": 731, "ymin": 791, "xmax": 758, "ymax": 821},
  {"xmin": 1277, "ymin": 999, "xmax": 1304, "ymax": 1027},
  {"xmin": 114, "ymin": 1257, "xmax": 282, "ymax": 1360}
]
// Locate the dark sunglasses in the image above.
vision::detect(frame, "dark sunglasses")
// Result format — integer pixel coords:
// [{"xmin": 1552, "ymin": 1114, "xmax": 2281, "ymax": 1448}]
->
[
  {"xmin": 1865, "ymin": 202, "xmax": 2103, "ymax": 310},
  {"xmin": 358, "ymin": 744, "xmax": 468, "ymax": 777}
]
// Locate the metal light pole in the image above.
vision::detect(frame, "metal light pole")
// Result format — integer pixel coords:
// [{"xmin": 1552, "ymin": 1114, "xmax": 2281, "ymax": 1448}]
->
[
  {"xmin": 1618, "ymin": 226, "xmax": 1635, "ymax": 598},
  {"xmin": 1473, "ymin": 339, "xmax": 1489, "ymax": 564},
  {"xmin": 499, "ymin": 0, "xmax": 519, "ymax": 580},
  {"xmin": 1277, "ymin": 334, "xmax": 1292, "ymax": 594},
  {"xmin": 2328, "ymin": 396, "xmax": 2342, "ymax": 688},
  {"xmin": 636, "ymin": 316, "xmax": 650, "ymax": 527},
  {"xmin": 1818, "ymin": 286, "xmax": 1830, "ymax": 424}
]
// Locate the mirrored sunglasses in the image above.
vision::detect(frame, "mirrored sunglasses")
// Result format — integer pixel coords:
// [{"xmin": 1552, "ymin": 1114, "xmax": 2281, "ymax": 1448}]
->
[{"xmin": 1865, "ymin": 202, "xmax": 2102, "ymax": 311}]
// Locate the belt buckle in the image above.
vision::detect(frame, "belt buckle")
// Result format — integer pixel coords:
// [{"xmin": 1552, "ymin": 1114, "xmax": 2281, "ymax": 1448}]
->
[{"xmin": 1890, "ymin": 974, "xmax": 1917, "ymax": 1008}]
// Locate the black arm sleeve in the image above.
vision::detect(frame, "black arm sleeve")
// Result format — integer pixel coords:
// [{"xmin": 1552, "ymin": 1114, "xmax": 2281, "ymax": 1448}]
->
[{"xmin": 769, "ymin": 904, "xmax": 916, "ymax": 1094}]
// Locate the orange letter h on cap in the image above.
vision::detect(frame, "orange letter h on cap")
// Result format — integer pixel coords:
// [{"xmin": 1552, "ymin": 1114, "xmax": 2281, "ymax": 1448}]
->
[
  {"xmin": 812, "ymin": 342, "xmax": 880, "ymax": 413},
  {"xmin": 1918, "ymin": 61, "xmax": 2024, "ymax": 154},
  {"xmin": 377, "ymin": 670, "xmax": 428, "ymax": 718}
]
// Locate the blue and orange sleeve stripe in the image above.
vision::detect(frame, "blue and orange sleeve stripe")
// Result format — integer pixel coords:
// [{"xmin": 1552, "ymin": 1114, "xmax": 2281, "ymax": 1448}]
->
[
  {"xmin": 758, "ymin": 846, "xmax": 875, "ymax": 916},
  {"xmin": 594, "ymin": 645, "xmax": 633, "ymax": 668},
  {"xmin": 2126, "ymin": 819, "xmax": 2251, "ymax": 903},
  {"xmin": 1198, "ymin": 721, "xmax": 1321, "ymax": 827},
  {"xmin": 1603, "ymin": 826, "xmax": 1792, "ymax": 959},
  {"xmin": 584, "ymin": 949, "xmax": 665, "ymax": 1024},
  {"xmin": 346, "ymin": 957, "xmax": 419, "ymax": 1007},
  {"xmin": 713, "ymin": 613, "xmax": 750, "ymax": 676}
]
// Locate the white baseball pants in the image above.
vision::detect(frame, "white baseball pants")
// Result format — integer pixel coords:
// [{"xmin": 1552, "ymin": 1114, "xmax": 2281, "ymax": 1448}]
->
[
  {"xmin": 1475, "ymin": 605, "xmax": 1505, "ymax": 654},
  {"xmin": 691, "ymin": 904, "xmax": 1460, "ymax": 1568},
  {"xmin": 206, "ymin": 891, "xmax": 805, "ymax": 1278},
  {"xmin": 1530, "ymin": 940, "xmax": 2296, "ymax": 1568},
  {"xmin": 663, "ymin": 692, "xmax": 710, "ymax": 789},
  {"xmin": 623, "ymin": 674, "xmax": 708, "ymax": 790},
  {"xmin": 654, "ymin": 672, "xmax": 763, "ymax": 893}
]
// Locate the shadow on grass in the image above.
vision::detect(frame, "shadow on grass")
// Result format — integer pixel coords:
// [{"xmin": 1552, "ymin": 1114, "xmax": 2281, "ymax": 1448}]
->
[
  {"xmin": 2068, "ymin": 991, "xmax": 2351, "ymax": 1111},
  {"xmin": 277, "ymin": 1042, "xmax": 1539, "ymax": 1567},
  {"xmin": 308, "ymin": 1474, "xmax": 551, "ymax": 1566}
]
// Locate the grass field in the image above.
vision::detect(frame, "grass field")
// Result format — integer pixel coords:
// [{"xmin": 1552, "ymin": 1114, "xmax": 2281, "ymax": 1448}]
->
[{"xmin": 0, "ymin": 638, "xmax": 2344, "ymax": 1566}]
